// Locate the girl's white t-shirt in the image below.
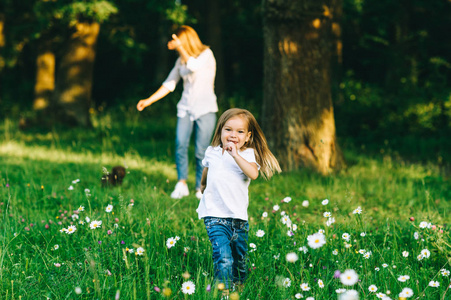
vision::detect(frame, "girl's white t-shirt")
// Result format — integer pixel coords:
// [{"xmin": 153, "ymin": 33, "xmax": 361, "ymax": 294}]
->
[{"xmin": 197, "ymin": 146, "xmax": 260, "ymax": 221}]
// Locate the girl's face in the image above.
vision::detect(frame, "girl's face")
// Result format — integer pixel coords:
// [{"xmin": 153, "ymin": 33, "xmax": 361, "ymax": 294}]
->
[{"xmin": 221, "ymin": 116, "xmax": 251, "ymax": 150}]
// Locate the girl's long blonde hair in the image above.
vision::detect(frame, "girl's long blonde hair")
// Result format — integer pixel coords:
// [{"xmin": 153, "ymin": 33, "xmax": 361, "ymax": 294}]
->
[
  {"xmin": 211, "ymin": 108, "xmax": 282, "ymax": 179},
  {"xmin": 175, "ymin": 25, "xmax": 209, "ymax": 57}
]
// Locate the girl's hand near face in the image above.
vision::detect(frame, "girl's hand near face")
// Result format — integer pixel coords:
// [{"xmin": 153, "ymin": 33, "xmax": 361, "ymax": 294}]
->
[{"xmin": 223, "ymin": 142, "xmax": 238, "ymax": 157}]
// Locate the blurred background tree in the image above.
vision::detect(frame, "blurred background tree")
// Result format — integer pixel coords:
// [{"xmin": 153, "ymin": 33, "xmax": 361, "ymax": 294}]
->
[{"xmin": 0, "ymin": 0, "xmax": 449, "ymax": 167}]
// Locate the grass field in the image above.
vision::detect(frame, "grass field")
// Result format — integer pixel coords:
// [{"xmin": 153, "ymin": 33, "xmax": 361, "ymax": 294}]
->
[{"xmin": 0, "ymin": 109, "xmax": 450, "ymax": 299}]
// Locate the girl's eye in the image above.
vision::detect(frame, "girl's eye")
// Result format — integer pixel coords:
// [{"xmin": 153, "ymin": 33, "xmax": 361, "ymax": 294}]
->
[{"xmin": 239, "ymin": 131, "xmax": 244, "ymax": 134}]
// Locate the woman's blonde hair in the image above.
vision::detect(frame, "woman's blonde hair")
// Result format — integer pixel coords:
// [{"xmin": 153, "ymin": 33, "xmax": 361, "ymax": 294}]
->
[
  {"xmin": 175, "ymin": 25, "xmax": 209, "ymax": 57},
  {"xmin": 211, "ymin": 108, "xmax": 282, "ymax": 179}
]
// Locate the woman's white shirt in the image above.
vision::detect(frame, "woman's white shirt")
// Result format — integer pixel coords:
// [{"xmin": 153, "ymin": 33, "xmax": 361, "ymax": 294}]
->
[
  {"xmin": 197, "ymin": 146, "xmax": 260, "ymax": 221},
  {"xmin": 162, "ymin": 48, "xmax": 218, "ymax": 120}
]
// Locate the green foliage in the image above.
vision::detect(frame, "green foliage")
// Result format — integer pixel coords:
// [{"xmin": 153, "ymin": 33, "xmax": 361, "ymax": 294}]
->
[{"xmin": 55, "ymin": 0, "xmax": 118, "ymax": 23}]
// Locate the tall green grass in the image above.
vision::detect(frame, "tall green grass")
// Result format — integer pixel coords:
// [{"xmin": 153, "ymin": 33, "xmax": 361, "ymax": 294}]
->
[{"xmin": 0, "ymin": 109, "xmax": 450, "ymax": 299}]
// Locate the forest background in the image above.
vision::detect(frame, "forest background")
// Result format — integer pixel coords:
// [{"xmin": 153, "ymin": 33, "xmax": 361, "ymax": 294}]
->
[{"xmin": 0, "ymin": 0, "xmax": 450, "ymax": 169}]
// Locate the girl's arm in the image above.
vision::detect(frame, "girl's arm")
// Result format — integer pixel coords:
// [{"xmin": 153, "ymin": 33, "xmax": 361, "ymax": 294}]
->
[
  {"xmin": 224, "ymin": 142, "xmax": 259, "ymax": 180},
  {"xmin": 137, "ymin": 85, "xmax": 170, "ymax": 111},
  {"xmin": 200, "ymin": 167, "xmax": 208, "ymax": 193},
  {"xmin": 233, "ymin": 155, "xmax": 259, "ymax": 180}
]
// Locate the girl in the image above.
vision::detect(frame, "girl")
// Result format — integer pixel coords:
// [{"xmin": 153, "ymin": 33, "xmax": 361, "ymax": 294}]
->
[
  {"xmin": 137, "ymin": 25, "xmax": 217, "ymax": 200},
  {"xmin": 197, "ymin": 108, "xmax": 281, "ymax": 294}
]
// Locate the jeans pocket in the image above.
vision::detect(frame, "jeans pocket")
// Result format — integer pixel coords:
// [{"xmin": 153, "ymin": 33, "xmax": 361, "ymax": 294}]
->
[{"xmin": 204, "ymin": 217, "xmax": 228, "ymax": 230}]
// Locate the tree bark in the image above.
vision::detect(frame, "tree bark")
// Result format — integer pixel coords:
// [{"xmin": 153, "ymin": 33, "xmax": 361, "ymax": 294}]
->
[
  {"xmin": 206, "ymin": 0, "xmax": 225, "ymax": 97},
  {"xmin": 262, "ymin": 0, "xmax": 345, "ymax": 175},
  {"xmin": 53, "ymin": 21, "xmax": 100, "ymax": 127},
  {"xmin": 33, "ymin": 42, "xmax": 55, "ymax": 111}
]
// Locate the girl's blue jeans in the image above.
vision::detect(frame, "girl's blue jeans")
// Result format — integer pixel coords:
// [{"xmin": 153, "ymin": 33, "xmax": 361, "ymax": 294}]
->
[
  {"xmin": 175, "ymin": 113, "xmax": 216, "ymax": 189},
  {"xmin": 204, "ymin": 217, "xmax": 249, "ymax": 289}
]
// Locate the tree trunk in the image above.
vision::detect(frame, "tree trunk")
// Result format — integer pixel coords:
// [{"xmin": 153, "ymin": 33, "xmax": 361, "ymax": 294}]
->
[
  {"xmin": 33, "ymin": 42, "xmax": 55, "ymax": 111},
  {"xmin": 206, "ymin": 0, "xmax": 225, "ymax": 97},
  {"xmin": 262, "ymin": 0, "xmax": 345, "ymax": 175},
  {"xmin": 53, "ymin": 21, "xmax": 100, "ymax": 127}
]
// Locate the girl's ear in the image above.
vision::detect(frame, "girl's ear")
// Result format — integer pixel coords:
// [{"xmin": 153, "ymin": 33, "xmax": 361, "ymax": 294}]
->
[{"xmin": 246, "ymin": 131, "xmax": 252, "ymax": 143}]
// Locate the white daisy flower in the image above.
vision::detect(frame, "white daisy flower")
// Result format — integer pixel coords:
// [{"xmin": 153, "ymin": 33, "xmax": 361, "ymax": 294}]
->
[
  {"xmin": 382, "ymin": 263, "xmax": 388, "ymax": 268},
  {"xmin": 68, "ymin": 186, "xmax": 74, "ymax": 190},
  {"xmin": 89, "ymin": 220, "xmax": 102, "ymax": 230},
  {"xmin": 340, "ymin": 269, "xmax": 359, "ymax": 286},
  {"xmin": 323, "ymin": 212, "xmax": 331, "ymax": 218},
  {"xmin": 326, "ymin": 217, "xmax": 336, "ymax": 227},
  {"xmin": 136, "ymin": 247, "xmax": 145, "ymax": 256},
  {"xmin": 420, "ymin": 248, "xmax": 430, "ymax": 258},
  {"xmin": 332, "ymin": 249, "xmax": 338, "ymax": 255},
  {"xmin": 375, "ymin": 267, "xmax": 380, "ymax": 271},
  {"xmin": 282, "ymin": 278, "xmax": 291, "ymax": 287},
  {"xmin": 85, "ymin": 216, "xmax": 90, "ymax": 223},
  {"xmin": 256, "ymin": 229, "xmax": 265, "ymax": 237},
  {"xmin": 281, "ymin": 215, "xmax": 291, "ymax": 225},
  {"xmin": 302, "ymin": 200, "xmax": 309, "ymax": 207},
  {"xmin": 428, "ymin": 281, "xmax": 439, "ymax": 287},
  {"xmin": 352, "ymin": 206, "xmax": 362, "ymax": 214},
  {"xmin": 363, "ymin": 251, "xmax": 372, "ymax": 259},
  {"xmin": 360, "ymin": 232, "xmax": 366, "ymax": 237},
  {"xmin": 71, "ymin": 214, "xmax": 79, "ymax": 220},
  {"xmin": 321, "ymin": 199, "xmax": 329, "ymax": 205},
  {"xmin": 375, "ymin": 292, "xmax": 386, "ymax": 298},
  {"xmin": 299, "ymin": 246, "xmax": 308, "ymax": 254},
  {"xmin": 318, "ymin": 279, "xmax": 324, "ymax": 288},
  {"xmin": 414, "ymin": 232, "xmax": 419, "ymax": 240},
  {"xmin": 249, "ymin": 243, "xmax": 257, "ymax": 252},
  {"xmin": 358, "ymin": 249, "xmax": 366, "ymax": 254},
  {"xmin": 181, "ymin": 281, "xmax": 195, "ymax": 295},
  {"xmin": 283, "ymin": 197, "xmax": 292, "ymax": 203},
  {"xmin": 166, "ymin": 237, "xmax": 177, "ymax": 249},
  {"xmin": 54, "ymin": 244, "xmax": 59, "ymax": 250},
  {"xmin": 419, "ymin": 221, "xmax": 428, "ymax": 228},
  {"xmin": 300, "ymin": 283, "xmax": 310, "ymax": 291},
  {"xmin": 402, "ymin": 251, "xmax": 409, "ymax": 257},
  {"xmin": 273, "ymin": 253, "xmax": 280, "ymax": 260},
  {"xmin": 399, "ymin": 287, "xmax": 414, "ymax": 298},
  {"xmin": 307, "ymin": 232, "xmax": 326, "ymax": 249},
  {"xmin": 339, "ymin": 290, "xmax": 359, "ymax": 300},
  {"xmin": 336, "ymin": 288, "xmax": 346, "ymax": 294},
  {"xmin": 66, "ymin": 225, "xmax": 77, "ymax": 234},
  {"xmin": 441, "ymin": 269, "xmax": 450, "ymax": 276},
  {"xmin": 105, "ymin": 204, "xmax": 113, "ymax": 213},
  {"xmin": 78, "ymin": 206, "xmax": 85, "ymax": 212},
  {"xmin": 262, "ymin": 212, "xmax": 268, "ymax": 218},
  {"xmin": 286, "ymin": 252, "xmax": 299, "ymax": 263},
  {"xmin": 273, "ymin": 205, "xmax": 280, "ymax": 211},
  {"xmin": 175, "ymin": 236, "xmax": 180, "ymax": 241},
  {"xmin": 306, "ymin": 297, "xmax": 314, "ymax": 300},
  {"xmin": 368, "ymin": 285, "xmax": 378, "ymax": 292},
  {"xmin": 398, "ymin": 275, "xmax": 410, "ymax": 282},
  {"xmin": 295, "ymin": 293, "xmax": 303, "ymax": 299},
  {"xmin": 72, "ymin": 179, "xmax": 80, "ymax": 184},
  {"xmin": 342, "ymin": 233, "xmax": 350, "ymax": 241}
]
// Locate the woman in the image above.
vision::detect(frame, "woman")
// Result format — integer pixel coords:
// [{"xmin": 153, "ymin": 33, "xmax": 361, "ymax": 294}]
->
[{"xmin": 137, "ymin": 25, "xmax": 218, "ymax": 199}]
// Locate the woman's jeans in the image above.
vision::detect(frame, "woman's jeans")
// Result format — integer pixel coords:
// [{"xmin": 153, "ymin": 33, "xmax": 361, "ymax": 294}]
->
[
  {"xmin": 204, "ymin": 217, "xmax": 249, "ymax": 289},
  {"xmin": 175, "ymin": 113, "xmax": 216, "ymax": 189}
]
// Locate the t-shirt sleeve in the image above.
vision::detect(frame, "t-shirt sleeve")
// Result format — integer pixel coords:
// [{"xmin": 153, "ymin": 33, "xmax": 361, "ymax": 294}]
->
[
  {"xmin": 241, "ymin": 148, "xmax": 261, "ymax": 170},
  {"xmin": 202, "ymin": 146, "xmax": 213, "ymax": 167},
  {"xmin": 162, "ymin": 59, "xmax": 181, "ymax": 92}
]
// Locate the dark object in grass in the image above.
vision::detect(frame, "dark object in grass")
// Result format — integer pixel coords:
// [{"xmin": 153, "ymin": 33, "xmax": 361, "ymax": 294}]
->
[{"xmin": 102, "ymin": 166, "xmax": 126, "ymax": 187}]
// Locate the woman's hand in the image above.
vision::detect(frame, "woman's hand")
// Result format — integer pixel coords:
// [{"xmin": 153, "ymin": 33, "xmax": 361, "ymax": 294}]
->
[
  {"xmin": 137, "ymin": 99, "xmax": 151, "ymax": 111},
  {"xmin": 167, "ymin": 34, "xmax": 182, "ymax": 50}
]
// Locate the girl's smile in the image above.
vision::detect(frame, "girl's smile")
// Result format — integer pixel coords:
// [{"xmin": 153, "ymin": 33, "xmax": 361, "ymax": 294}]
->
[{"xmin": 221, "ymin": 116, "xmax": 251, "ymax": 150}]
